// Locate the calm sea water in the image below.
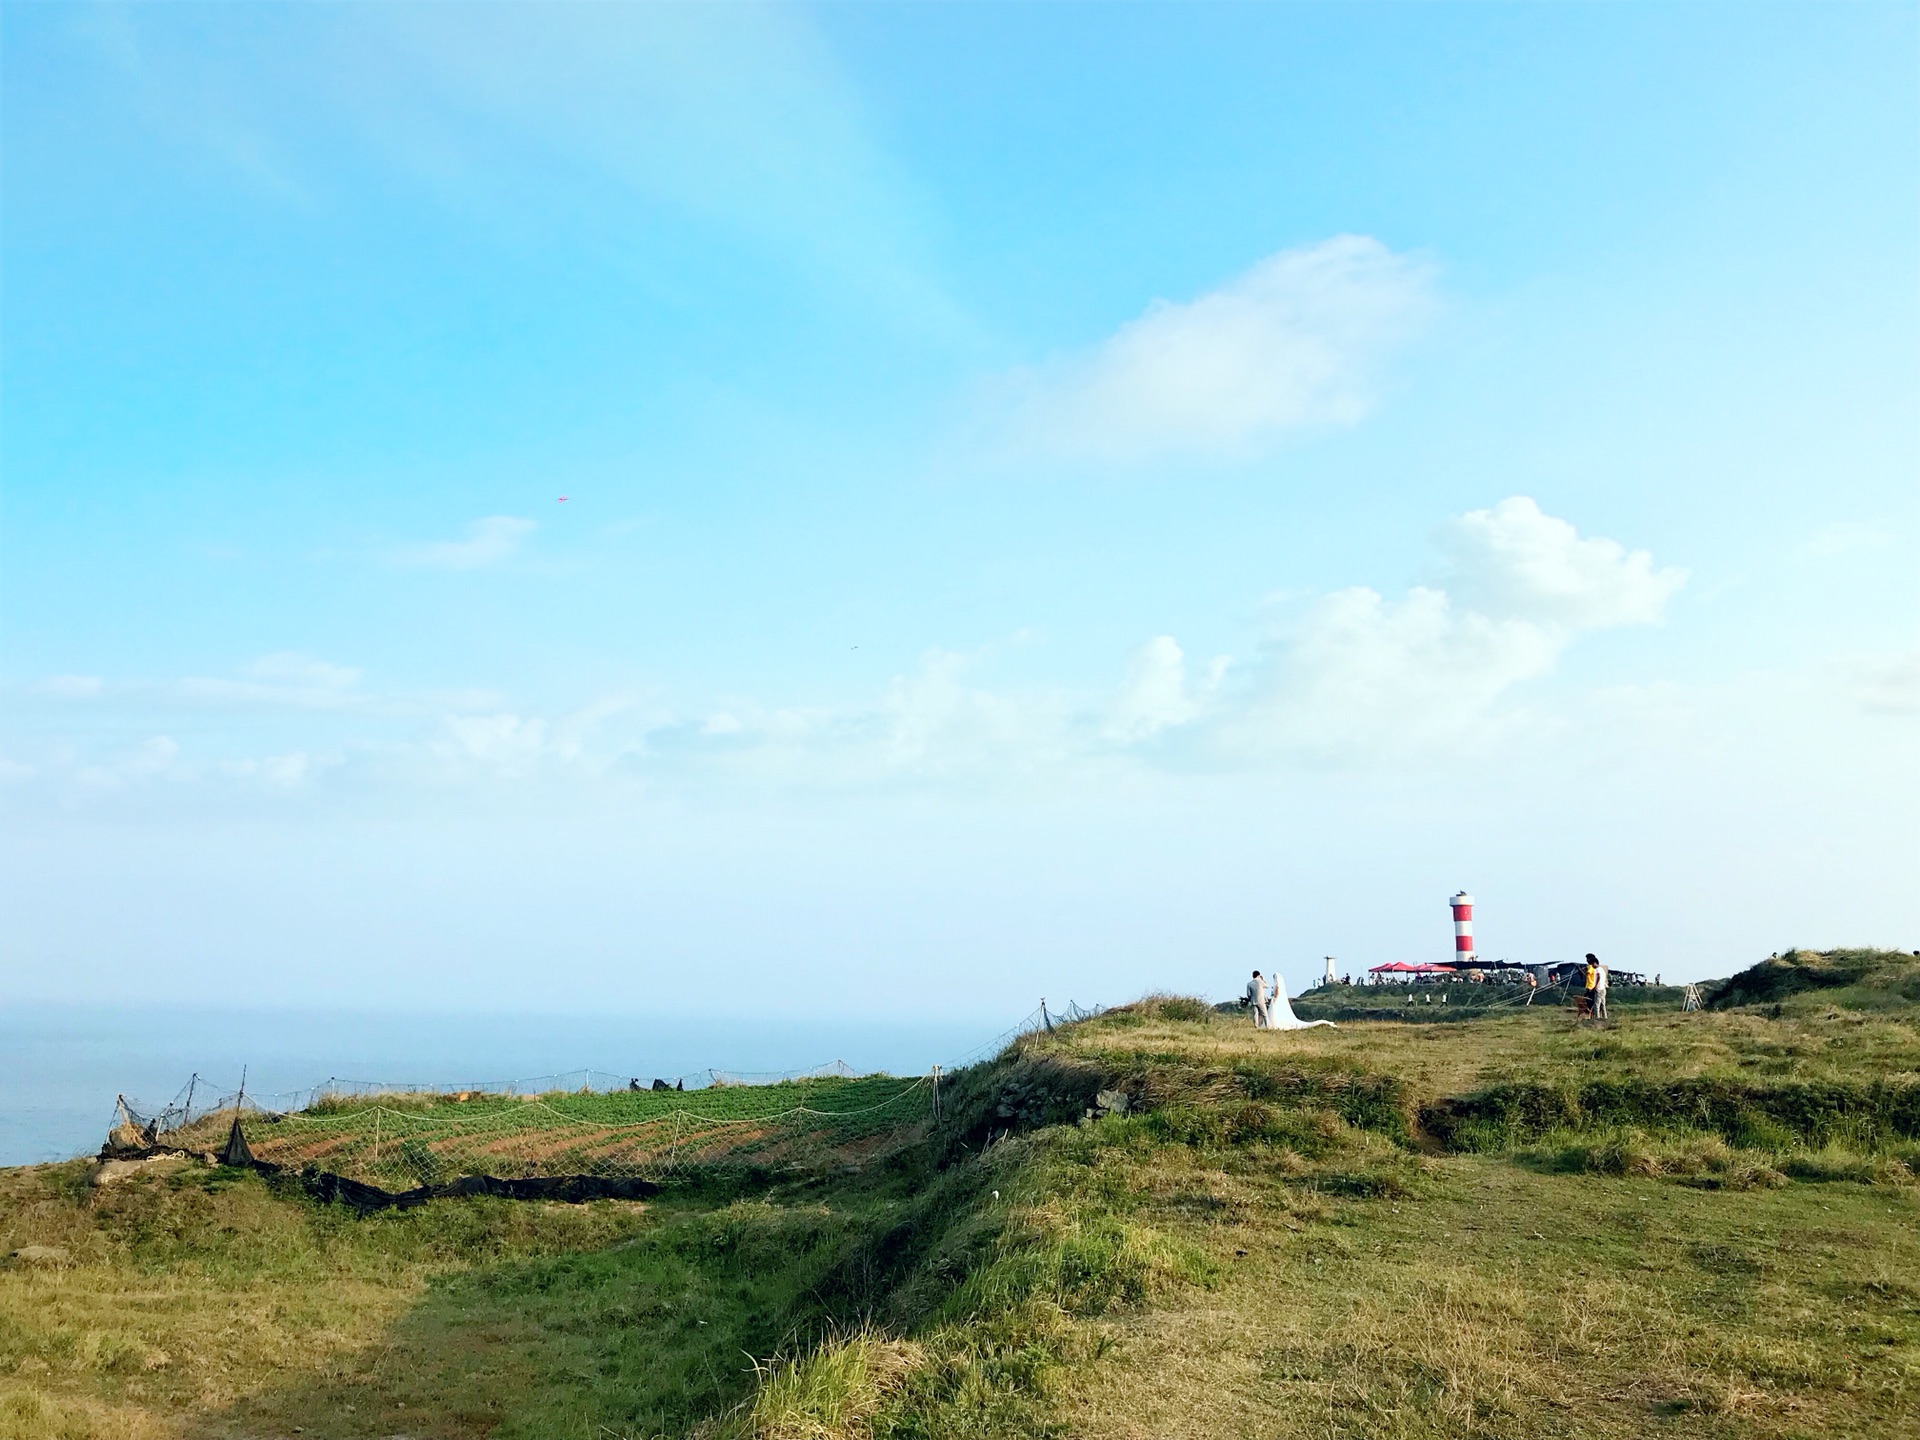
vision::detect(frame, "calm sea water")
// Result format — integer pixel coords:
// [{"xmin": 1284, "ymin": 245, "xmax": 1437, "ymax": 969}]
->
[{"xmin": 0, "ymin": 1004, "xmax": 1009, "ymax": 1166}]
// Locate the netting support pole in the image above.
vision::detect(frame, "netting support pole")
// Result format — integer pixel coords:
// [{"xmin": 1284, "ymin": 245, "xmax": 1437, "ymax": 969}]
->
[
  {"xmin": 1041, "ymin": 998, "xmax": 1053, "ymax": 1034},
  {"xmin": 931, "ymin": 1065, "xmax": 941, "ymax": 1123},
  {"xmin": 183, "ymin": 1074, "xmax": 197, "ymax": 1127}
]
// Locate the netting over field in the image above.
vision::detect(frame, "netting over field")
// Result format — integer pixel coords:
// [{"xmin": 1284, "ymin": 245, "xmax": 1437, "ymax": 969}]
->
[
  {"xmin": 108, "ymin": 1001, "xmax": 1106, "ymax": 1193},
  {"xmin": 115, "ymin": 1074, "xmax": 931, "ymax": 1190}
]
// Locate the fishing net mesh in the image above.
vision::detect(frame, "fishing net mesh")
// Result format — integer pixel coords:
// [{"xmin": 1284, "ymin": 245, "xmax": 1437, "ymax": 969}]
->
[{"xmin": 107, "ymin": 1002, "xmax": 1104, "ymax": 1191}]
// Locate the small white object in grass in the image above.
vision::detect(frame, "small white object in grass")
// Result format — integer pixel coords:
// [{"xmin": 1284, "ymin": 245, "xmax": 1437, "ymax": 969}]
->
[{"xmin": 992, "ymin": 1190, "xmax": 1000, "ymax": 1200}]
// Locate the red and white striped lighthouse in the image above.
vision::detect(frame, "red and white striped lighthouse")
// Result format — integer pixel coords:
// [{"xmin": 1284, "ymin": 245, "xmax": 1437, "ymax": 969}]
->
[{"xmin": 1450, "ymin": 891, "xmax": 1476, "ymax": 964}]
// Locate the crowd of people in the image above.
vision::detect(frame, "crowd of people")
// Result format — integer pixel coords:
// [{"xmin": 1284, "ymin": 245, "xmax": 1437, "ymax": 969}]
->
[{"xmin": 1241, "ymin": 951, "xmax": 1623, "ymax": 1028}]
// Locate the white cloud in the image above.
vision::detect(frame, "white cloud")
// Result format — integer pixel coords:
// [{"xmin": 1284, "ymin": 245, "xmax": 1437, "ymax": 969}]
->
[
  {"xmin": 1838, "ymin": 649, "xmax": 1920, "ymax": 717},
  {"xmin": 8, "ymin": 502, "xmax": 1689, "ymax": 794},
  {"xmin": 247, "ymin": 652, "xmax": 362, "ymax": 689},
  {"xmin": 13, "ymin": 731, "xmax": 352, "ymax": 797},
  {"xmin": 1219, "ymin": 498, "xmax": 1686, "ymax": 762},
  {"xmin": 70, "ymin": 6, "xmax": 957, "ymax": 326},
  {"xmin": 223, "ymin": 751, "xmax": 327, "ymax": 787},
  {"xmin": 73, "ymin": 5, "xmax": 316, "ymax": 207},
  {"xmin": 128, "ymin": 737, "xmax": 180, "ymax": 776},
  {"xmin": 37, "ymin": 676, "xmax": 104, "ymax": 698},
  {"xmin": 419, "ymin": 696, "xmax": 643, "ymax": 780},
  {"xmin": 362, "ymin": 6, "xmax": 964, "ymax": 337},
  {"xmin": 1804, "ymin": 521, "xmax": 1896, "ymax": 561},
  {"xmin": 993, "ymin": 236, "xmax": 1435, "ymax": 463},
  {"xmin": 392, "ymin": 516, "xmax": 535, "ymax": 570},
  {"xmin": 25, "ymin": 666, "xmax": 363, "ymax": 711},
  {"xmin": 1441, "ymin": 497, "xmax": 1686, "ymax": 630},
  {"xmin": 879, "ymin": 649, "xmax": 1074, "ymax": 774},
  {"xmin": 1106, "ymin": 636, "xmax": 1202, "ymax": 743},
  {"xmin": 1224, "ymin": 586, "xmax": 1561, "ymax": 760},
  {"xmin": 24, "ymin": 656, "xmax": 366, "ymax": 712},
  {"xmin": 77, "ymin": 736, "xmax": 181, "ymax": 789},
  {"xmin": 436, "ymin": 713, "xmax": 552, "ymax": 774},
  {"xmin": 158, "ymin": 653, "xmax": 367, "ymax": 710}
]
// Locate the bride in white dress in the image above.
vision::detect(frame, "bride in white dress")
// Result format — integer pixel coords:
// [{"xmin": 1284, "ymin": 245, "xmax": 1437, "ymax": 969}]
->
[{"xmin": 1265, "ymin": 979, "xmax": 1336, "ymax": 1030}]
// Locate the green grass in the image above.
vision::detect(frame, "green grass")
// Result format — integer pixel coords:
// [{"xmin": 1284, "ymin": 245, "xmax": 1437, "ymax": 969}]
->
[
  {"xmin": 1060, "ymin": 1153, "xmax": 1920, "ymax": 1440},
  {"xmin": 7, "ymin": 958, "xmax": 1919, "ymax": 1438},
  {"xmin": 292, "ymin": 1074, "xmax": 929, "ymax": 1125},
  {"xmin": 1705, "ymin": 948, "xmax": 1920, "ymax": 1015},
  {"xmin": 1, "ymin": 1161, "xmax": 911, "ymax": 1439}
]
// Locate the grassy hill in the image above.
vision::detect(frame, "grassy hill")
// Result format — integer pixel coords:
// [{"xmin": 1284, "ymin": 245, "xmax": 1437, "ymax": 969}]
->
[
  {"xmin": 1705, "ymin": 948, "xmax": 1920, "ymax": 1014},
  {"xmin": 4, "ymin": 974, "xmax": 1918, "ymax": 1439}
]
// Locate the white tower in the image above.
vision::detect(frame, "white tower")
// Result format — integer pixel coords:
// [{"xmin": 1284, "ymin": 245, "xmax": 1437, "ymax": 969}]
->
[{"xmin": 1323, "ymin": 956, "xmax": 1337, "ymax": 984}]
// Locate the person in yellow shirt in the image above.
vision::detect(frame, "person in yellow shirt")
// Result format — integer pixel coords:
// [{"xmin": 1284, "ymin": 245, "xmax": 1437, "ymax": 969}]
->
[{"xmin": 1582, "ymin": 953, "xmax": 1599, "ymax": 1019}]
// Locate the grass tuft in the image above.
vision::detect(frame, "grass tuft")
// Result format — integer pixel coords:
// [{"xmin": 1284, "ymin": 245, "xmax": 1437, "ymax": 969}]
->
[
  {"xmin": 1128, "ymin": 995, "xmax": 1215, "ymax": 1025},
  {"xmin": 704, "ymin": 1329, "xmax": 925, "ymax": 1440}
]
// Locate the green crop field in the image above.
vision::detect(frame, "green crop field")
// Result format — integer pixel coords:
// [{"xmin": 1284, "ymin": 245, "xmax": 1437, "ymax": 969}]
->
[
  {"xmin": 4, "ymin": 949, "xmax": 1917, "ymax": 1440},
  {"xmin": 143, "ymin": 1074, "xmax": 936, "ymax": 1192}
]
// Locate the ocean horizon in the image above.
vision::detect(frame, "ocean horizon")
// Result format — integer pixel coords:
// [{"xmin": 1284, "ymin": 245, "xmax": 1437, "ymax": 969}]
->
[{"xmin": 0, "ymin": 1002, "xmax": 1026, "ymax": 1167}]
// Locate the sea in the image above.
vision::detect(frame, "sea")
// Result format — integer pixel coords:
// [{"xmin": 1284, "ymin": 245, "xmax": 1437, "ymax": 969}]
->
[{"xmin": 0, "ymin": 1004, "xmax": 1010, "ymax": 1167}]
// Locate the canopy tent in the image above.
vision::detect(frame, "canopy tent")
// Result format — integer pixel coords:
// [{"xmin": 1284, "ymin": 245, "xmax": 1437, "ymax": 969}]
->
[{"xmin": 1367, "ymin": 962, "xmax": 1446, "ymax": 974}]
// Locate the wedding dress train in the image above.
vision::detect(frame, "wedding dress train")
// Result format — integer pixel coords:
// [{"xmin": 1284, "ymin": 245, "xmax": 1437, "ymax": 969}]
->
[{"xmin": 1265, "ymin": 986, "xmax": 1335, "ymax": 1030}]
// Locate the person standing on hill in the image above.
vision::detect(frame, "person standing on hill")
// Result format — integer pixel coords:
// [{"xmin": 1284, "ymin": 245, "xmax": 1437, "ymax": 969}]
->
[
  {"xmin": 1593, "ymin": 960, "xmax": 1610, "ymax": 1021},
  {"xmin": 1582, "ymin": 954, "xmax": 1600, "ymax": 1019},
  {"xmin": 1246, "ymin": 971, "xmax": 1269, "ymax": 1029}
]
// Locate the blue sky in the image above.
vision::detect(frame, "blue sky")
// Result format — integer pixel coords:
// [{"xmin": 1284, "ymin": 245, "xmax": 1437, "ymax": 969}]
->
[{"xmin": 3, "ymin": 2, "xmax": 1915, "ymax": 1017}]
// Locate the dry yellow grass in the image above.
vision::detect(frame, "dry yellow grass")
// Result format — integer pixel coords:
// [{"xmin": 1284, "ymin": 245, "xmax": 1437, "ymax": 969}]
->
[
  {"xmin": 0, "ymin": 1168, "xmax": 419, "ymax": 1438},
  {"xmin": 1063, "ymin": 1156, "xmax": 1920, "ymax": 1439},
  {"xmin": 1042, "ymin": 1003, "xmax": 1920, "ymax": 1096}
]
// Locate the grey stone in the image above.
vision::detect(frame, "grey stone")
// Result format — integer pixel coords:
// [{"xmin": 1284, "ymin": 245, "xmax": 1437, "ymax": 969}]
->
[
  {"xmin": 92, "ymin": 1155, "xmax": 188, "ymax": 1186},
  {"xmin": 8, "ymin": 1245, "xmax": 72, "ymax": 1266}
]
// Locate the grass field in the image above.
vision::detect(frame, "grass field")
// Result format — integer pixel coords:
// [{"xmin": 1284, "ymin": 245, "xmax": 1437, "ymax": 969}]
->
[{"xmin": 4, "ymin": 950, "xmax": 1917, "ymax": 1438}]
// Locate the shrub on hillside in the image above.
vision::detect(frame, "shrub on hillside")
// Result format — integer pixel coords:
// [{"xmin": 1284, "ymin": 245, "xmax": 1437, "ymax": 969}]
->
[
  {"xmin": 1706, "ymin": 948, "xmax": 1920, "ymax": 1012},
  {"xmin": 1132, "ymin": 995, "xmax": 1214, "ymax": 1024}
]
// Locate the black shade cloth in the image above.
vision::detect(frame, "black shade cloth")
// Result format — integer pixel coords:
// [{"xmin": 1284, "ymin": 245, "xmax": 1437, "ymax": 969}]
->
[{"xmin": 220, "ymin": 1117, "xmax": 255, "ymax": 1167}]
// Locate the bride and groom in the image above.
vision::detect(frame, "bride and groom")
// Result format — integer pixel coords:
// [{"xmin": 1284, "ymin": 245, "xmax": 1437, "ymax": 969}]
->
[{"xmin": 1245, "ymin": 970, "xmax": 1335, "ymax": 1031}]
